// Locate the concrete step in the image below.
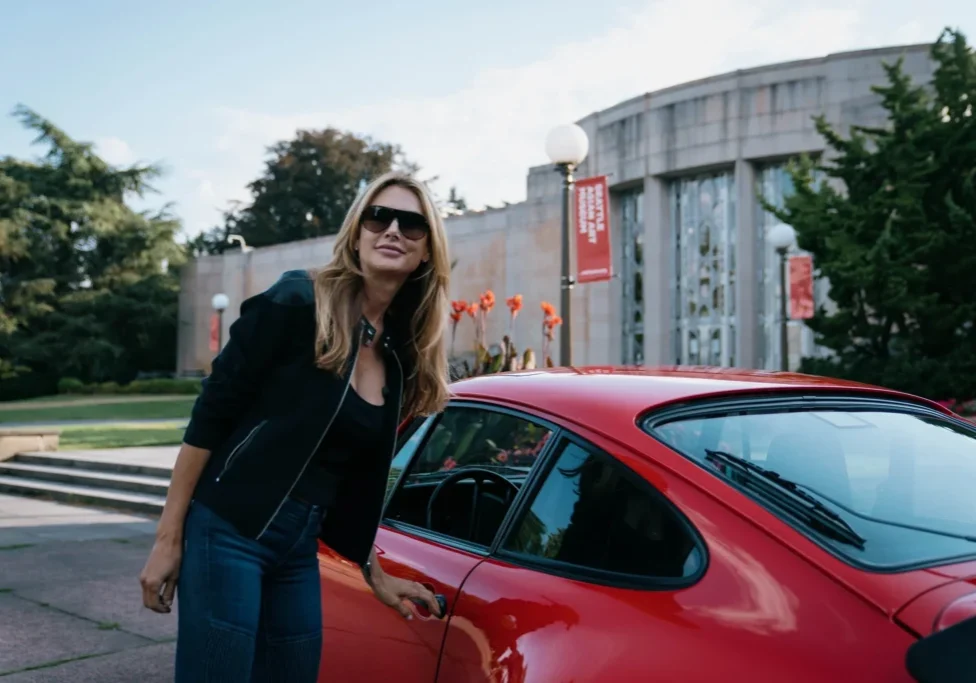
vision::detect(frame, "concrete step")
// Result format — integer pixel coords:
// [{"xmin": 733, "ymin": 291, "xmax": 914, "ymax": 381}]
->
[
  {"xmin": 11, "ymin": 452, "xmax": 174, "ymax": 479},
  {"xmin": 0, "ymin": 475, "xmax": 165, "ymax": 516},
  {"xmin": 0, "ymin": 461, "xmax": 170, "ymax": 496}
]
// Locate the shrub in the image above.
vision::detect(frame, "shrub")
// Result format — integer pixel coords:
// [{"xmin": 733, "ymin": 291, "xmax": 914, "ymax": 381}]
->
[
  {"xmin": 57, "ymin": 377, "xmax": 86, "ymax": 394},
  {"xmin": 124, "ymin": 378, "xmax": 202, "ymax": 395},
  {"xmin": 53, "ymin": 377, "xmax": 202, "ymax": 396}
]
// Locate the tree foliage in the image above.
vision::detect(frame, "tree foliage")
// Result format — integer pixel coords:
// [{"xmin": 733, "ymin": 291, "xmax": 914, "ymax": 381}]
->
[
  {"xmin": 189, "ymin": 128, "xmax": 469, "ymax": 254},
  {"xmin": 0, "ymin": 106, "xmax": 183, "ymax": 399},
  {"xmin": 212, "ymin": 128, "xmax": 415, "ymax": 250},
  {"xmin": 773, "ymin": 29, "xmax": 976, "ymax": 399}
]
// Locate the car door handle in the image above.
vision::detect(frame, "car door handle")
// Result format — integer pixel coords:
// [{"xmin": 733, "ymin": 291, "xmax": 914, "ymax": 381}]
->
[{"xmin": 409, "ymin": 594, "xmax": 448, "ymax": 619}]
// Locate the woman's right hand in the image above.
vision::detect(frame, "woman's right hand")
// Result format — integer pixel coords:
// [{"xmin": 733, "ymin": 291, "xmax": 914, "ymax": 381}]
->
[{"xmin": 139, "ymin": 539, "xmax": 182, "ymax": 614}]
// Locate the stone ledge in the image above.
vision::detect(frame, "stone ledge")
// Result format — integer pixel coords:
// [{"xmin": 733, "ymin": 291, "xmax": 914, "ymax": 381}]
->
[{"xmin": 0, "ymin": 428, "xmax": 61, "ymax": 461}]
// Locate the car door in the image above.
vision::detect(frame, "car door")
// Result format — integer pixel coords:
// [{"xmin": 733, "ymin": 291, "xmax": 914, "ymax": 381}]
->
[
  {"xmin": 436, "ymin": 428, "xmax": 713, "ymax": 682},
  {"xmin": 317, "ymin": 402, "xmax": 556, "ymax": 683}
]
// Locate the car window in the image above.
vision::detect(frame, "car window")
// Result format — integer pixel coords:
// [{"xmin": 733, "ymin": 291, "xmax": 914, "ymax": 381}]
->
[
  {"xmin": 502, "ymin": 439, "xmax": 704, "ymax": 581},
  {"xmin": 649, "ymin": 406, "xmax": 976, "ymax": 569},
  {"xmin": 386, "ymin": 416, "xmax": 437, "ymax": 502},
  {"xmin": 384, "ymin": 406, "xmax": 552, "ymax": 548}
]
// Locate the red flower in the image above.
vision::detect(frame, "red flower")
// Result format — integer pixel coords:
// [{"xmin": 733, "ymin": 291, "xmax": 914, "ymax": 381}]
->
[
  {"xmin": 479, "ymin": 290, "xmax": 496, "ymax": 313},
  {"xmin": 442, "ymin": 457, "xmax": 458, "ymax": 471},
  {"xmin": 506, "ymin": 294, "xmax": 523, "ymax": 316}
]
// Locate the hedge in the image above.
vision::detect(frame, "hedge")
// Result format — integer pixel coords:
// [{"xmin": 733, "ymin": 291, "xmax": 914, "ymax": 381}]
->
[{"xmin": 57, "ymin": 377, "xmax": 202, "ymax": 396}]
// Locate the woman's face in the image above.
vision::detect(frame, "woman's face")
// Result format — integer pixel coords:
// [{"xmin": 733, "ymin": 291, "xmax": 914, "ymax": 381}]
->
[{"xmin": 357, "ymin": 185, "xmax": 431, "ymax": 281}]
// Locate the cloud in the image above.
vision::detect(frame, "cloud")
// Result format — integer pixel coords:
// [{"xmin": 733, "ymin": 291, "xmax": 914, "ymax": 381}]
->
[
  {"xmin": 184, "ymin": 0, "xmax": 949, "ymax": 234},
  {"xmin": 95, "ymin": 136, "xmax": 136, "ymax": 166}
]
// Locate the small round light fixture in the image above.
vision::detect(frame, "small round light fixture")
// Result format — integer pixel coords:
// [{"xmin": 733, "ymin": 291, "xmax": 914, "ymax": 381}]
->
[
  {"xmin": 768, "ymin": 223, "xmax": 797, "ymax": 252},
  {"xmin": 211, "ymin": 293, "xmax": 230, "ymax": 312},
  {"xmin": 545, "ymin": 123, "xmax": 590, "ymax": 166}
]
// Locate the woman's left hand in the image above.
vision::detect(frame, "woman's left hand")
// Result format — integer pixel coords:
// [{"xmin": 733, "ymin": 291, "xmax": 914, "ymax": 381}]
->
[{"xmin": 370, "ymin": 574, "xmax": 442, "ymax": 620}]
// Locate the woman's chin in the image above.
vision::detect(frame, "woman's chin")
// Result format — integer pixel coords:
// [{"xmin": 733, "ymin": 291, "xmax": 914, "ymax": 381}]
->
[{"xmin": 362, "ymin": 260, "xmax": 414, "ymax": 280}]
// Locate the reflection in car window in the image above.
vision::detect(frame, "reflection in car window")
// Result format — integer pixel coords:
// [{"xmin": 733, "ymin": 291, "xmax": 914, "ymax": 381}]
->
[
  {"xmin": 386, "ymin": 416, "xmax": 436, "ymax": 502},
  {"xmin": 411, "ymin": 409, "xmax": 551, "ymax": 475},
  {"xmin": 384, "ymin": 407, "xmax": 552, "ymax": 547},
  {"xmin": 504, "ymin": 440, "xmax": 703, "ymax": 580},
  {"xmin": 649, "ymin": 407, "xmax": 976, "ymax": 569}
]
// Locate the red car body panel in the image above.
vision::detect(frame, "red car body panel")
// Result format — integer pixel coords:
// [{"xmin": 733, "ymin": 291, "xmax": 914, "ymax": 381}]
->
[
  {"xmin": 317, "ymin": 530, "xmax": 484, "ymax": 683},
  {"xmin": 895, "ymin": 572, "xmax": 976, "ymax": 636},
  {"xmin": 318, "ymin": 367, "xmax": 976, "ymax": 682}
]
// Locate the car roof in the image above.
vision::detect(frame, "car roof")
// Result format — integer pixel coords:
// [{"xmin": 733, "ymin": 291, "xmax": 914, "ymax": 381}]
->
[{"xmin": 450, "ymin": 366, "xmax": 947, "ymax": 424}]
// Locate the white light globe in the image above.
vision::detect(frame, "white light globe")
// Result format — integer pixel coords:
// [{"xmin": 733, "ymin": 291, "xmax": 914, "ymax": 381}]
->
[
  {"xmin": 211, "ymin": 293, "xmax": 230, "ymax": 311},
  {"xmin": 545, "ymin": 123, "xmax": 589, "ymax": 166},
  {"xmin": 768, "ymin": 223, "xmax": 797, "ymax": 251}
]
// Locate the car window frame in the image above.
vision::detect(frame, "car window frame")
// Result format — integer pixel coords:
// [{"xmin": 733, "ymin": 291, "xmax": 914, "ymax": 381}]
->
[
  {"xmin": 384, "ymin": 414, "xmax": 439, "ymax": 505},
  {"xmin": 641, "ymin": 391, "xmax": 976, "ymax": 573},
  {"xmin": 381, "ymin": 399, "xmax": 563, "ymax": 557},
  {"xmin": 492, "ymin": 430, "xmax": 709, "ymax": 592}
]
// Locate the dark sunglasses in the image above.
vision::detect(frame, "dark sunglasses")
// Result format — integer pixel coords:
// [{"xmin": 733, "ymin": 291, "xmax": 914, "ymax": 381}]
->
[{"xmin": 361, "ymin": 205, "xmax": 430, "ymax": 241}]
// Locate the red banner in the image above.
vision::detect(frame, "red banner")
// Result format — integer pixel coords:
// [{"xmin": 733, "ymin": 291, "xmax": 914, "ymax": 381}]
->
[
  {"xmin": 789, "ymin": 255, "xmax": 814, "ymax": 320},
  {"xmin": 574, "ymin": 175, "xmax": 612, "ymax": 283},
  {"xmin": 209, "ymin": 313, "xmax": 220, "ymax": 352}
]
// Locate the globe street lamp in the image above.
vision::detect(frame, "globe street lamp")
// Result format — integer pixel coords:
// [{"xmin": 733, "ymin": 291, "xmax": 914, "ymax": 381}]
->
[
  {"xmin": 545, "ymin": 123, "xmax": 590, "ymax": 366},
  {"xmin": 767, "ymin": 223, "xmax": 797, "ymax": 371},
  {"xmin": 227, "ymin": 235, "xmax": 252, "ymax": 252},
  {"xmin": 211, "ymin": 293, "xmax": 230, "ymax": 351}
]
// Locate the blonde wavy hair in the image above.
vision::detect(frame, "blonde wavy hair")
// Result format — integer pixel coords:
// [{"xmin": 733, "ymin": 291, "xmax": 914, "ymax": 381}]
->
[{"xmin": 312, "ymin": 172, "xmax": 450, "ymax": 418}]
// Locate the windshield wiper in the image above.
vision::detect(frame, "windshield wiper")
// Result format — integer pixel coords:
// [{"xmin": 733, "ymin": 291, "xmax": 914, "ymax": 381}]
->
[
  {"xmin": 789, "ymin": 482, "xmax": 976, "ymax": 544},
  {"xmin": 704, "ymin": 449, "xmax": 867, "ymax": 550}
]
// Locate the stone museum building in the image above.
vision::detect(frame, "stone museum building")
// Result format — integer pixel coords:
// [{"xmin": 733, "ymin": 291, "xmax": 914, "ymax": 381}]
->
[{"xmin": 177, "ymin": 44, "xmax": 936, "ymax": 375}]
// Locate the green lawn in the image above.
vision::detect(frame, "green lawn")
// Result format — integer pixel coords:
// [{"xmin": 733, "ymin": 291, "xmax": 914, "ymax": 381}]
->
[
  {"xmin": 0, "ymin": 396, "xmax": 196, "ymax": 424},
  {"xmin": 58, "ymin": 423, "xmax": 186, "ymax": 450}
]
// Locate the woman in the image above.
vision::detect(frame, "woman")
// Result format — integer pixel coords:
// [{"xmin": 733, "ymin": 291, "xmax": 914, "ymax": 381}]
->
[{"xmin": 139, "ymin": 172, "xmax": 451, "ymax": 682}]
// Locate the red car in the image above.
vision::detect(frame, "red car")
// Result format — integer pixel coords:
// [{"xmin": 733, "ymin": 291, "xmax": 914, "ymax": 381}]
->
[{"xmin": 316, "ymin": 367, "xmax": 976, "ymax": 683}]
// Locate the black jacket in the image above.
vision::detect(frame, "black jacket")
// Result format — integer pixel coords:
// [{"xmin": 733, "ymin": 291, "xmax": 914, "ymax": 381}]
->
[{"xmin": 186, "ymin": 269, "xmax": 410, "ymax": 566}]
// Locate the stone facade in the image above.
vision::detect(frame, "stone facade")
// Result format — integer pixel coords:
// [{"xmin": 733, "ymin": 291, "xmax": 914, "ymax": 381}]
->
[{"xmin": 177, "ymin": 44, "xmax": 935, "ymax": 375}]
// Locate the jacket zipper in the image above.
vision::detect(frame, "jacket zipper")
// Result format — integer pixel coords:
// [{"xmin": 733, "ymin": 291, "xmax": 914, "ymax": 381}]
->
[
  {"xmin": 255, "ymin": 340, "xmax": 361, "ymax": 540},
  {"xmin": 216, "ymin": 420, "xmax": 266, "ymax": 482},
  {"xmin": 364, "ymin": 349, "xmax": 404, "ymax": 560}
]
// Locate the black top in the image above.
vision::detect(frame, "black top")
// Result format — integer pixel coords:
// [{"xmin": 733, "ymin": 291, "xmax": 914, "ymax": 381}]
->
[
  {"xmin": 186, "ymin": 269, "xmax": 413, "ymax": 567},
  {"xmin": 291, "ymin": 388, "xmax": 388, "ymax": 506}
]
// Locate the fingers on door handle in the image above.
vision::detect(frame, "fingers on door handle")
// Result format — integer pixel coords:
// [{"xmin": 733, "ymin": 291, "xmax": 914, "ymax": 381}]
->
[{"xmin": 409, "ymin": 594, "xmax": 448, "ymax": 619}]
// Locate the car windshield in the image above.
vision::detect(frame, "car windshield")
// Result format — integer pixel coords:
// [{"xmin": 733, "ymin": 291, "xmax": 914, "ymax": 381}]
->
[{"xmin": 645, "ymin": 405, "xmax": 976, "ymax": 569}]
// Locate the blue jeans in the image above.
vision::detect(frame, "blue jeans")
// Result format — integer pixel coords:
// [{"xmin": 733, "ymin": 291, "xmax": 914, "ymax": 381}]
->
[{"xmin": 175, "ymin": 498, "xmax": 325, "ymax": 683}]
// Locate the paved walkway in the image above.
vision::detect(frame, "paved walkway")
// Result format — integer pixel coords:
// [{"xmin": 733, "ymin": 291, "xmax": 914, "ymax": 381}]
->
[{"xmin": 0, "ymin": 495, "xmax": 175, "ymax": 680}]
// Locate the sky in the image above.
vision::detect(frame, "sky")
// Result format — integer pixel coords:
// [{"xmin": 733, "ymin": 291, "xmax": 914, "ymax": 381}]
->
[{"xmin": 1, "ymin": 0, "xmax": 973, "ymax": 240}]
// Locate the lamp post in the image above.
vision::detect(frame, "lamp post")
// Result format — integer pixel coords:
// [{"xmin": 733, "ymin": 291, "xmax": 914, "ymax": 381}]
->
[
  {"xmin": 545, "ymin": 123, "xmax": 590, "ymax": 367},
  {"xmin": 211, "ymin": 293, "xmax": 230, "ymax": 351},
  {"xmin": 767, "ymin": 223, "xmax": 796, "ymax": 372},
  {"xmin": 226, "ymin": 235, "xmax": 252, "ymax": 252}
]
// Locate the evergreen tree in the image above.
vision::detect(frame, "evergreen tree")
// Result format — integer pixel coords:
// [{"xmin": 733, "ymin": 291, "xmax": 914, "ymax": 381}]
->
[
  {"xmin": 773, "ymin": 29, "xmax": 976, "ymax": 399},
  {"xmin": 0, "ymin": 106, "xmax": 183, "ymax": 398}
]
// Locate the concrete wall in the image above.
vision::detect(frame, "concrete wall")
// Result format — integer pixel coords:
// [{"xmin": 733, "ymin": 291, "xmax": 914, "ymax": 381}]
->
[{"xmin": 178, "ymin": 43, "xmax": 935, "ymax": 375}]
